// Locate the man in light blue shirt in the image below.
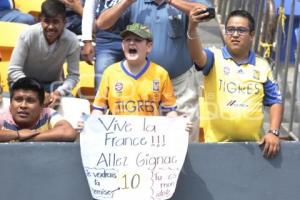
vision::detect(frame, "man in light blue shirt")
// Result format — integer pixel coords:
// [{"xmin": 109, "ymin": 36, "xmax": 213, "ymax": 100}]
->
[{"xmin": 0, "ymin": 0, "xmax": 35, "ymax": 24}]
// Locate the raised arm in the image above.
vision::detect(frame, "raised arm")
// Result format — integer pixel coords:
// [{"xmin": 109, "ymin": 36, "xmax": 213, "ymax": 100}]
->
[
  {"xmin": 62, "ymin": 0, "xmax": 84, "ymax": 16},
  {"xmin": 168, "ymin": 0, "xmax": 208, "ymax": 15},
  {"xmin": 82, "ymin": 0, "xmax": 96, "ymax": 41},
  {"xmin": 187, "ymin": 7, "xmax": 210, "ymax": 68},
  {"xmin": 96, "ymin": 0, "xmax": 135, "ymax": 29},
  {"xmin": 81, "ymin": 0, "xmax": 96, "ymax": 65}
]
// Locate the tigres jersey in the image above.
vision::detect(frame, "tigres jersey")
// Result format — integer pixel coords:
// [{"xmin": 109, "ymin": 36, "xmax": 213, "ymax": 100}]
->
[
  {"xmin": 200, "ymin": 47, "xmax": 282, "ymax": 142},
  {"xmin": 93, "ymin": 59, "xmax": 177, "ymax": 115}
]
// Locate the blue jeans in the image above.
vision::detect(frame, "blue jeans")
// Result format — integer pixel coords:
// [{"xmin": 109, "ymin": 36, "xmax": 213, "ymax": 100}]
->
[
  {"xmin": 94, "ymin": 38, "xmax": 124, "ymax": 93},
  {"xmin": 0, "ymin": 9, "xmax": 35, "ymax": 25}
]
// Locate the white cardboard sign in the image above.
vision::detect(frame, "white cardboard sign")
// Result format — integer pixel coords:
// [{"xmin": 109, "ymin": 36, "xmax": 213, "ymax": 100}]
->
[{"xmin": 80, "ymin": 115, "xmax": 189, "ymax": 200}]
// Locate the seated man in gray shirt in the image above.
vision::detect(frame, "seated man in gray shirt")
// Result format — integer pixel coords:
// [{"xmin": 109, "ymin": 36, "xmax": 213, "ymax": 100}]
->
[{"xmin": 8, "ymin": 0, "xmax": 80, "ymax": 108}]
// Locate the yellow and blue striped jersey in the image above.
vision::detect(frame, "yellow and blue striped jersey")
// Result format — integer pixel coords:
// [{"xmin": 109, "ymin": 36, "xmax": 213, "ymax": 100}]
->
[
  {"xmin": 0, "ymin": 107, "xmax": 63, "ymax": 132},
  {"xmin": 198, "ymin": 47, "xmax": 282, "ymax": 142},
  {"xmin": 93, "ymin": 59, "xmax": 177, "ymax": 116}
]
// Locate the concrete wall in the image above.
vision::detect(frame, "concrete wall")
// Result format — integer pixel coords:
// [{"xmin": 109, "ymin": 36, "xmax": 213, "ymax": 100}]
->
[{"xmin": 0, "ymin": 142, "xmax": 299, "ymax": 200}]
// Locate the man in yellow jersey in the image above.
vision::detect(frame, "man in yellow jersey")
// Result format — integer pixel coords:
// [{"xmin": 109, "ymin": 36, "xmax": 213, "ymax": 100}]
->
[
  {"xmin": 93, "ymin": 23, "xmax": 177, "ymax": 117},
  {"xmin": 187, "ymin": 9, "xmax": 283, "ymax": 158}
]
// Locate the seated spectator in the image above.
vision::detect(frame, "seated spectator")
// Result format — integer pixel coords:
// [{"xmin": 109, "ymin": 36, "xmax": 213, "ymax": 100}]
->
[
  {"xmin": 8, "ymin": 0, "xmax": 80, "ymax": 108},
  {"xmin": 0, "ymin": 0, "xmax": 35, "ymax": 25},
  {"xmin": 92, "ymin": 23, "xmax": 177, "ymax": 117},
  {"xmin": 0, "ymin": 77, "xmax": 77, "ymax": 142}
]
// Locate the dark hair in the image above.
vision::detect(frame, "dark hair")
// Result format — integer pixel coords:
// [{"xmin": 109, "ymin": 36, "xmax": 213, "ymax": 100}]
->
[
  {"xmin": 10, "ymin": 77, "xmax": 45, "ymax": 105},
  {"xmin": 225, "ymin": 10, "xmax": 255, "ymax": 32},
  {"xmin": 41, "ymin": 0, "xmax": 66, "ymax": 18}
]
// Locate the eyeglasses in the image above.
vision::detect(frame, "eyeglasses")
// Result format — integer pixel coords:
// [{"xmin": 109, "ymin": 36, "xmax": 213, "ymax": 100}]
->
[{"xmin": 225, "ymin": 26, "xmax": 250, "ymax": 35}]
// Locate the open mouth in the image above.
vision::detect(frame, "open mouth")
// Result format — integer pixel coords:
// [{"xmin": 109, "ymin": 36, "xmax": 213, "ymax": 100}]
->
[{"xmin": 129, "ymin": 48, "xmax": 137, "ymax": 54}]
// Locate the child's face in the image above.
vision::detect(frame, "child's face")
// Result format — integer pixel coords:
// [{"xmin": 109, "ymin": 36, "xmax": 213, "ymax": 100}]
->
[{"xmin": 122, "ymin": 33, "xmax": 152, "ymax": 64}]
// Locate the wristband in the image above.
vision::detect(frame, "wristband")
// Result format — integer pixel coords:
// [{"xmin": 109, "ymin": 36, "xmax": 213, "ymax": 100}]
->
[{"xmin": 268, "ymin": 129, "xmax": 280, "ymax": 137}]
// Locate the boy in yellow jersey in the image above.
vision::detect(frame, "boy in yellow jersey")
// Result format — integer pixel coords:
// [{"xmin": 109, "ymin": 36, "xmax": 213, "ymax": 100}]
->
[
  {"xmin": 93, "ymin": 23, "xmax": 177, "ymax": 117},
  {"xmin": 187, "ymin": 9, "xmax": 283, "ymax": 158}
]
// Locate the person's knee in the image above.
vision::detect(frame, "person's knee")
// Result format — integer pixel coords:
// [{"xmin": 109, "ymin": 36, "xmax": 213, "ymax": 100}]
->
[{"xmin": 17, "ymin": 14, "xmax": 35, "ymax": 25}]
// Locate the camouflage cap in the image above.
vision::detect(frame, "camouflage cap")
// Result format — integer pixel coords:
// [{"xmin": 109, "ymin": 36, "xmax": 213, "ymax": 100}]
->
[{"xmin": 120, "ymin": 23, "xmax": 152, "ymax": 41}]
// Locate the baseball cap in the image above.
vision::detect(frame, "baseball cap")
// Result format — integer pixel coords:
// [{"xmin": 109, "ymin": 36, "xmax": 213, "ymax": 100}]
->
[{"xmin": 120, "ymin": 23, "xmax": 152, "ymax": 41}]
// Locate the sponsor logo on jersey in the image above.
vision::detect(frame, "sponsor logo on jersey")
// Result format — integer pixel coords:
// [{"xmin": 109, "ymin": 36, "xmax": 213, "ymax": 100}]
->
[
  {"xmin": 253, "ymin": 70, "xmax": 260, "ymax": 80},
  {"xmin": 115, "ymin": 82, "xmax": 123, "ymax": 92},
  {"xmin": 226, "ymin": 100, "xmax": 248, "ymax": 108},
  {"xmin": 224, "ymin": 66, "xmax": 230, "ymax": 75},
  {"xmin": 237, "ymin": 68, "xmax": 243, "ymax": 74},
  {"xmin": 153, "ymin": 80, "xmax": 160, "ymax": 92}
]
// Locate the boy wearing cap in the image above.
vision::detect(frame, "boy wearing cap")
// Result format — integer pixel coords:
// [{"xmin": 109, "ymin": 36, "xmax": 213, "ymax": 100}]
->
[{"xmin": 92, "ymin": 23, "xmax": 177, "ymax": 116}]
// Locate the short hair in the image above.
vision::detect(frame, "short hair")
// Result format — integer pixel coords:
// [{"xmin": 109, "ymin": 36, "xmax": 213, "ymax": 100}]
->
[
  {"xmin": 10, "ymin": 77, "xmax": 45, "ymax": 105},
  {"xmin": 225, "ymin": 10, "xmax": 255, "ymax": 32},
  {"xmin": 41, "ymin": 0, "xmax": 66, "ymax": 18}
]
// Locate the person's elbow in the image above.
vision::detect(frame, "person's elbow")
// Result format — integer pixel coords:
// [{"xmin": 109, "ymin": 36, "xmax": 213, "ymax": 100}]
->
[
  {"xmin": 63, "ymin": 127, "xmax": 77, "ymax": 142},
  {"xmin": 193, "ymin": 54, "xmax": 207, "ymax": 70},
  {"xmin": 95, "ymin": 17, "xmax": 111, "ymax": 30},
  {"xmin": 58, "ymin": 122, "xmax": 78, "ymax": 142}
]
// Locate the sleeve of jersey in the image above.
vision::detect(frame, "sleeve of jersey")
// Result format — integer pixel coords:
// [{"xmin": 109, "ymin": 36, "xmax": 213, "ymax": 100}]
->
[
  {"xmin": 160, "ymin": 73, "xmax": 177, "ymax": 112},
  {"xmin": 194, "ymin": 48, "xmax": 214, "ymax": 76},
  {"xmin": 263, "ymin": 70, "xmax": 282, "ymax": 106},
  {"xmin": 92, "ymin": 72, "xmax": 109, "ymax": 113}
]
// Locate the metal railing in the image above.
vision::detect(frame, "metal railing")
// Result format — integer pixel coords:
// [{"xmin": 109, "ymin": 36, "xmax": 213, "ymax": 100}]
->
[{"xmin": 214, "ymin": 0, "xmax": 300, "ymax": 140}]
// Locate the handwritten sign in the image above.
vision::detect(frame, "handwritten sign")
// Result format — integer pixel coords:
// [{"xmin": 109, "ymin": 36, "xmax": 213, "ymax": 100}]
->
[{"xmin": 80, "ymin": 115, "xmax": 189, "ymax": 200}]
